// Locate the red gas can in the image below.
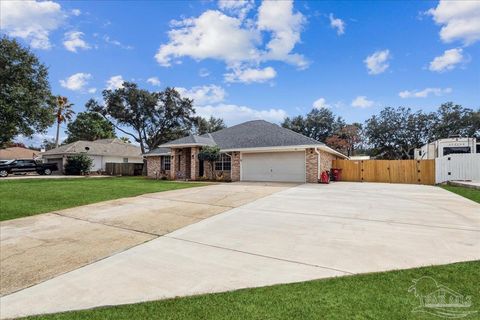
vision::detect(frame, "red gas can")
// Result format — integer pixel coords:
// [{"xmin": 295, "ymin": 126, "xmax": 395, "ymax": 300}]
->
[{"xmin": 320, "ymin": 170, "xmax": 330, "ymax": 184}]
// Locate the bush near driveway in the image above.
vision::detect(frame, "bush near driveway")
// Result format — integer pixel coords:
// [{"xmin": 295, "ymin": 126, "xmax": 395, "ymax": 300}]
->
[
  {"xmin": 0, "ymin": 177, "xmax": 208, "ymax": 221},
  {"xmin": 64, "ymin": 153, "xmax": 93, "ymax": 175}
]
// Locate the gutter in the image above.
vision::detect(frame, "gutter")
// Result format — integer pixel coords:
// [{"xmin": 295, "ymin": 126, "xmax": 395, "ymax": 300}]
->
[{"xmin": 314, "ymin": 147, "xmax": 321, "ymax": 180}]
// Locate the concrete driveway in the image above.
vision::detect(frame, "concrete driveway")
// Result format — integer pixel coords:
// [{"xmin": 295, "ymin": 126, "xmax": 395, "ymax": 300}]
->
[
  {"xmin": 0, "ymin": 183, "xmax": 291, "ymax": 296},
  {"xmin": 1, "ymin": 182, "xmax": 479, "ymax": 319}
]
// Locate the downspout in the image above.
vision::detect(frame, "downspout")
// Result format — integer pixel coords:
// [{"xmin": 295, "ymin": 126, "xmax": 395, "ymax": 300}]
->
[{"xmin": 314, "ymin": 147, "xmax": 321, "ymax": 181}]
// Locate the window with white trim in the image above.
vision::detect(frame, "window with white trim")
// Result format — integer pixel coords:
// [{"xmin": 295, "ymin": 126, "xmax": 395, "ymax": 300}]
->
[
  {"xmin": 214, "ymin": 153, "xmax": 231, "ymax": 171},
  {"xmin": 161, "ymin": 156, "xmax": 171, "ymax": 171}
]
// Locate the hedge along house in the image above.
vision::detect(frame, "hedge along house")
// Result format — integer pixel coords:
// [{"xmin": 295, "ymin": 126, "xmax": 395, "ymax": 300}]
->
[{"xmin": 144, "ymin": 120, "xmax": 348, "ymax": 183}]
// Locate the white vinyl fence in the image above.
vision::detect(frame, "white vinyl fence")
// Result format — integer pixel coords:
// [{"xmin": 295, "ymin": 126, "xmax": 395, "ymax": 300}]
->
[{"xmin": 435, "ymin": 154, "xmax": 480, "ymax": 183}]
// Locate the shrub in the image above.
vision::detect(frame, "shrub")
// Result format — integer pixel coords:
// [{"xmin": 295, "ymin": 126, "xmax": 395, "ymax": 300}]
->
[
  {"xmin": 198, "ymin": 146, "xmax": 220, "ymax": 180},
  {"xmin": 64, "ymin": 153, "xmax": 93, "ymax": 175}
]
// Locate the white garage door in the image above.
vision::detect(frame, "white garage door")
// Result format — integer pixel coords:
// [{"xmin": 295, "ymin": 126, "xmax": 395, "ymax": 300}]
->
[{"xmin": 241, "ymin": 151, "xmax": 305, "ymax": 182}]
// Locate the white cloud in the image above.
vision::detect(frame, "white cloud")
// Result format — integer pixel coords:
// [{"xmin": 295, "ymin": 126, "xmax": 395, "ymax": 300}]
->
[
  {"xmin": 364, "ymin": 49, "xmax": 391, "ymax": 75},
  {"xmin": 59, "ymin": 72, "xmax": 92, "ymax": 91},
  {"xmin": 88, "ymin": 88, "xmax": 97, "ymax": 94},
  {"xmin": 199, "ymin": 68, "xmax": 210, "ymax": 77},
  {"xmin": 351, "ymin": 96, "xmax": 374, "ymax": 108},
  {"xmin": 329, "ymin": 13, "xmax": 345, "ymax": 35},
  {"xmin": 147, "ymin": 77, "xmax": 161, "ymax": 86},
  {"xmin": 224, "ymin": 66, "xmax": 276, "ymax": 83},
  {"xmin": 71, "ymin": 9, "xmax": 81, "ymax": 16},
  {"xmin": 428, "ymin": 0, "xmax": 480, "ymax": 45},
  {"xmin": 103, "ymin": 35, "xmax": 133, "ymax": 50},
  {"xmin": 155, "ymin": 0, "xmax": 308, "ymax": 77},
  {"xmin": 399, "ymin": 87, "xmax": 452, "ymax": 98},
  {"xmin": 218, "ymin": 0, "xmax": 254, "ymax": 20},
  {"xmin": 429, "ymin": 48, "xmax": 464, "ymax": 72},
  {"xmin": 313, "ymin": 97, "xmax": 330, "ymax": 109},
  {"xmin": 196, "ymin": 104, "xmax": 287, "ymax": 125},
  {"xmin": 155, "ymin": 10, "xmax": 260, "ymax": 67},
  {"xmin": 176, "ymin": 85, "xmax": 226, "ymax": 105},
  {"xmin": 0, "ymin": 0, "xmax": 65, "ymax": 49},
  {"xmin": 106, "ymin": 75, "xmax": 125, "ymax": 90},
  {"xmin": 257, "ymin": 0, "xmax": 307, "ymax": 68},
  {"xmin": 63, "ymin": 31, "xmax": 90, "ymax": 52}
]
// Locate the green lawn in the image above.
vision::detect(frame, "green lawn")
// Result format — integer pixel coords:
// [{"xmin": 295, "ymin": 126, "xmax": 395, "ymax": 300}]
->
[
  {"xmin": 0, "ymin": 177, "xmax": 208, "ymax": 221},
  {"xmin": 23, "ymin": 261, "xmax": 479, "ymax": 320},
  {"xmin": 441, "ymin": 185, "xmax": 480, "ymax": 204}
]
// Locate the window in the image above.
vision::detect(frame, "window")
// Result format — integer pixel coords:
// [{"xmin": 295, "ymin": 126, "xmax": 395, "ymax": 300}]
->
[
  {"xmin": 161, "ymin": 156, "xmax": 171, "ymax": 171},
  {"xmin": 443, "ymin": 147, "xmax": 471, "ymax": 156},
  {"xmin": 214, "ymin": 153, "xmax": 231, "ymax": 171},
  {"xmin": 123, "ymin": 158, "xmax": 129, "ymax": 163}
]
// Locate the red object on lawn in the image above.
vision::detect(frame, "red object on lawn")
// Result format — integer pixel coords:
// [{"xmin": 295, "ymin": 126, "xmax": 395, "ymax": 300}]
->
[
  {"xmin": 319, "ymin": 170, "xmax": 330, "ymax": 184},
  {"xmin": 331, "ymin": 168, "xmax": 342, "ymax": 181}
]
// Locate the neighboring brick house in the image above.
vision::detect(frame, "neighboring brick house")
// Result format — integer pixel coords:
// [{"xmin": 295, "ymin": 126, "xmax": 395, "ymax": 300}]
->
[{"xmin": 144, "ymin": 120, "xmax": 347, "ymax": 183}]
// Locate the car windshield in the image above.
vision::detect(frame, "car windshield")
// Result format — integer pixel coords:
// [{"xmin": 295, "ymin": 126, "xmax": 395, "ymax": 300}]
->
[{"xmin": 0, "ymin": 160, "xmax": 14, "ymax": 164}]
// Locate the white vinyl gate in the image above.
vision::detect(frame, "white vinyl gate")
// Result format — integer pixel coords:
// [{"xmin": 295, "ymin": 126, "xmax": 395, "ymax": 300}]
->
[{"xmin": 435, "ymin": 154, "xmax": 480, "ymax": 183}]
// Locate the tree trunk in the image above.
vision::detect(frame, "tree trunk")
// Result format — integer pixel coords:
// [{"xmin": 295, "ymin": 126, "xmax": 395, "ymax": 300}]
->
[{"xmin": 55, "ymin": 120, "xmax": 60, "ymax": 148}]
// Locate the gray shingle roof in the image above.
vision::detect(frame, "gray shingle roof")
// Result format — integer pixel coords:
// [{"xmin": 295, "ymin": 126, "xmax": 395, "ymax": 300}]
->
[
  {"xmin": 146, "ymin": 120, "xmax": 324, "ymax": 155},
  {"xmin": 42, "ymin": 138, "xmax": 142, "ymax": 157},
  {"xmin": 205, "ymin": 120, "xmax": 324, "ymax": 149},
  {"xmin": 157, "ymin": 134, "xmax": 216, "ymax": 147},
  {"xmin": 143, "ymin": 147, "xmax": 171, "ymax": 156}
]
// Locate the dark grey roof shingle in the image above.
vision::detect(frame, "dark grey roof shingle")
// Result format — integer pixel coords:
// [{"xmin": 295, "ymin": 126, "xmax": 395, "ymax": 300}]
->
[
  {"xmin": 147, "ymin": 120, "xmax": 324, "ymax": 155},
  {"xmin": 144, "ymin": 147, "xmax": 171, "ymax": 155},
  {"xmin": 204, "ymin": 120, "xmax": 324, "ymax": 149}
]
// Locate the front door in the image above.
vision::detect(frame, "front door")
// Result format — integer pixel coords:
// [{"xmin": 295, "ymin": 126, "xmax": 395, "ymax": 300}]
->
[{"xmin": 199, "ymin": 160, "xmax": 204, "ymax": 177}]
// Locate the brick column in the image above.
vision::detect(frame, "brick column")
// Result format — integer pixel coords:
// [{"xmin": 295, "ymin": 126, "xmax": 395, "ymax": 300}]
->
[
  {"xmin": 190, "ymin": 147, "xmax": 199, "ymax": 180},
  {"xmin": 231, "ymin": 152, "xmax": 241, "ymax": 181},
  {"xmin": 305, "ymin": 148, "xmax": 319, "ymax": 183},
  {"xmin": 170, "ymin": 149, "xmax": 178, "ymax": 180}
]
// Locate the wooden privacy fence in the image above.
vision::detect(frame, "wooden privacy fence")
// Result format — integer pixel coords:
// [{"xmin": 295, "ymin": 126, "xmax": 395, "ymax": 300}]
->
[
  {"xmin": 105, "ymin": 162, "xmax": 144, "ymax": 176},
  {"xmin": 332, "ymin": 159, "xmax": 435, "ymax": 185}
]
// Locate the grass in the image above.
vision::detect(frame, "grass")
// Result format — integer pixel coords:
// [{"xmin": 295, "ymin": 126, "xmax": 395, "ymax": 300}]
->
[
  {"xmin": 23, "ymin": 261, "xmax": 480, "ymax": 320},
  {"xmin": 441, "ymin": 185, "xmax": 480, "ymax": 204},
  {"xmin": 0, "ymin": 177, "xmax": 208, "ymax": 221}
]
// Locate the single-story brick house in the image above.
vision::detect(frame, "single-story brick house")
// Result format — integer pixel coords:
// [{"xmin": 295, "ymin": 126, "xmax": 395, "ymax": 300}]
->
[{"xmin": 145, "ymin": 120, "xmax": 347, "ymax": 183}]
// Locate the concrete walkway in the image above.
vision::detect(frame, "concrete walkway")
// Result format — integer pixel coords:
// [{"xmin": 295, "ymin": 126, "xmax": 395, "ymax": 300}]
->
[
  {"xmin": 1, "ymin": 182, "xmax": 479, "ymax": 319},
  {"xmin": 448, "ymin": 180, "xmax": 480, "ymax": 190}
]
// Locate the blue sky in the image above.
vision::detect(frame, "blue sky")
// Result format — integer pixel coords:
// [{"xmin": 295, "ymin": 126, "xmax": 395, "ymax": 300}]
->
[{"xmin": 1, "ymin": 0, "xmax": 479, "ymax": 146}]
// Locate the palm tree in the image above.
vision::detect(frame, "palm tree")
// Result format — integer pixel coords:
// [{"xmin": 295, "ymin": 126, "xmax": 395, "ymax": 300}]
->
[{"xmin": 54, "ymin": 96, "xmax": 75, "ymax": 148}]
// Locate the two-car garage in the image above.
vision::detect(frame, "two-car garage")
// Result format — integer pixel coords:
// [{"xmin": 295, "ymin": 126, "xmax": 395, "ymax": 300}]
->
[{"xmin": 240, "ymin": 151, "xmax": 306, "ymax": 183}]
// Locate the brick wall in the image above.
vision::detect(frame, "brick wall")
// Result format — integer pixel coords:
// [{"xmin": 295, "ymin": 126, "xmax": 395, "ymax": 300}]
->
[
  {"xmin": 146, "ymin": 156, "xmax": 161, "ymax": 178},
  {"xmin": 320, "ymin": 150, "xmax": 337, "ymax": 172},
  {"xmin": 146, "ymin": 156, "xmax": 171, "ymax": 179},
  {"xmin": 305, "ymin": 148, "xmax": 319, "ymax": 183}
]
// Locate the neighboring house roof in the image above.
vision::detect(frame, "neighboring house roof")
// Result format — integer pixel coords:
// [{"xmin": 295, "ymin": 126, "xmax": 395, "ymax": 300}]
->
[
  {"xmin": 145, "ymin": 120, "xmax": 347, "ymax": 158},
  {"xmin": 0, "ymin": 147, "xmax": 40, "ymax": 160},
  {"xmin": 42, "ymin": 138, "xmax": 142, "ymax": 157}
]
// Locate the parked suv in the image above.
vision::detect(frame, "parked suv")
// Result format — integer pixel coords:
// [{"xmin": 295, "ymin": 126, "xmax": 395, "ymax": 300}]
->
[{"xmin": 0, "ymin": 159, "xmax": 58, "ymax": 177}]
